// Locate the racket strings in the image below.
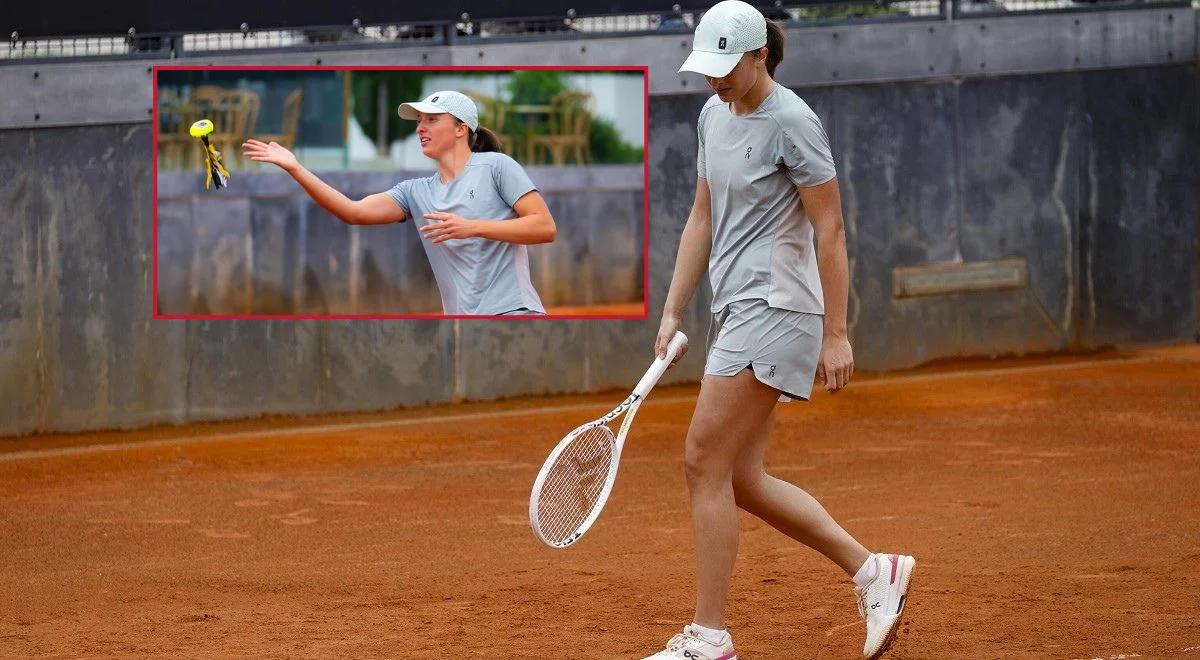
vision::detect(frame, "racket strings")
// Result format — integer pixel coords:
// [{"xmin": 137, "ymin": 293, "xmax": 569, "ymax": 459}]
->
[{"xmin": 535, "ymin": 425, "xmax": 616, "ymax": 544}]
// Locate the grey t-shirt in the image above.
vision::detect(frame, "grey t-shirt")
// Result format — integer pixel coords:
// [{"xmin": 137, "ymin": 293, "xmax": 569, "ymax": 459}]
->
[
  {"xmin": 386, "ymin": 151, "xmax": 546, "ymax": 315},
  {"xmin": 697, "ymin": 82, "xmax": 836, "ymax": 315}
]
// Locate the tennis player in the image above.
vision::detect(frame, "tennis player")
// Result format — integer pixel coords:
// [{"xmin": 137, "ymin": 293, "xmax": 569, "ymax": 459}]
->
[
  {"xmin": 242, "ymin": 90, "xmax": 555, "ymax": 315},
  {"xmin": 645, "ymin": 2, "xmax": 915, "ymax": 658}
]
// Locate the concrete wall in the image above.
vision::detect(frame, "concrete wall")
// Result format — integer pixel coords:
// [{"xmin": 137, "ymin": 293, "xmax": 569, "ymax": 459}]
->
[
  {"xmin": 156, "ymin": 166, "xmax": 645, "ymax": 314},
  {"xmin": 0, "ymin": 123, "xmax": 680, "ymax": 435},
  {"xmin": 652, "ymin": 65, "xmax": 1199, "ymax": 371},
  {"xmin": 1, "ymin": 10, "xmax": 1198, "ymax": 436}
]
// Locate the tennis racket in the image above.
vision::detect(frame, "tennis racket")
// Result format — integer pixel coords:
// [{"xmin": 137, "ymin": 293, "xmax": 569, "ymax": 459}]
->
[{"xmin": 529, "ymin": 331, "xmax": 688, "ymax": 548}]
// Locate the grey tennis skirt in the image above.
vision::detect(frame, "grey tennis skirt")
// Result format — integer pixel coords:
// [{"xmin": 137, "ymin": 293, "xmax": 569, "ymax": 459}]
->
[{"xmin": 704, "ymin": 298, "xmax": 823, "ymax": 402}]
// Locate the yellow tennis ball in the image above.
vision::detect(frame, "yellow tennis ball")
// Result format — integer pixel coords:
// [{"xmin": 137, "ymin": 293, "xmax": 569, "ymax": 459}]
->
[{"xmin": 189, "ymin": 119, "xmax": 214, "ymax": 138}]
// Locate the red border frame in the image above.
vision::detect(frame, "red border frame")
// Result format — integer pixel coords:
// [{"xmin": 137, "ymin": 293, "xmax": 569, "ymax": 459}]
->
[{"xmin": 152, "ymin": 65, "xmax": 651, "ymax": 321}]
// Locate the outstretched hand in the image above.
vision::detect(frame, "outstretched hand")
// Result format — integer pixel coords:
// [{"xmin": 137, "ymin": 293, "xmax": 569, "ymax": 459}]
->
[{"xmin": 242, "ymin": 139, "xmax": 299, "ymax": 172}]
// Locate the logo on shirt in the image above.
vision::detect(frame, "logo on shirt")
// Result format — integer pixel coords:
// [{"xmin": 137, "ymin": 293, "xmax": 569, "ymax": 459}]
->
[
  {"xmin": 718, "ymin": 37, "xmax": 727, "ymax": 49},
  {"xmin": 768, "ymin": 364, "xmax": 776, "ymax": 377},
  {"xmin": 745, "ymin": 146, "xmax": 753, "ymax": 160},
  {"xmin": 469, "ymin": 188, "xmax": 475, "ymax": 199}
]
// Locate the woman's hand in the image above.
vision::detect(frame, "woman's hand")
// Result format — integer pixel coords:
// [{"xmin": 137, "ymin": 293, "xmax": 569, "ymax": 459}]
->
[
  {"xmin": 242, "ymin": 139, "xmax": 299, "ymax": 173},
  {"xmin": 655, "ymin": 314, "xmax": 688, "ymax": 367},
  {"xmin": 420, "ymin": 212, "xmax": 479, "ymax": 244},
  {"xmin": 817, "ymin": 333, "xmax": 854, "ymax": 393}
]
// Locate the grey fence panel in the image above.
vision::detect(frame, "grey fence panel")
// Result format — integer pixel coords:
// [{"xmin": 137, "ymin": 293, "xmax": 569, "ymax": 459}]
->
[
  {"xmin": 155, "ymin": 166, "xmax": 645, "ymax": 314},
  {"xmin": 182, "ymin": 320, "xmax": 324, "ymax": 419},
  {"xmin": 0, "ymin": 130, "xmax": 44, "ymax": 434},
  {"xmin": 2, "ymin": 23, "xmax": 1198, "ymax": 436},
  {"xmin": 643, "ymin": 93, "xmax": 713, "ymax": 387},
  {"xmin": 1077, "ymin": 65, "xmax": 1199, "ymax": 346},
  {"xmin": 320, "ymin": 321, "xmax": 457, "ymax": 411}
]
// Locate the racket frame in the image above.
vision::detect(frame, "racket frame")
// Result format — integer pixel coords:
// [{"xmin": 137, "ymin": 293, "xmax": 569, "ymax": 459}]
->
[
  {"xmin": 528, "ymin": 392, "xmax": 643, "ymax": 548},
  {"xmin": 528, "ymin": 331, "xmax": 687, "ymax": 548}
]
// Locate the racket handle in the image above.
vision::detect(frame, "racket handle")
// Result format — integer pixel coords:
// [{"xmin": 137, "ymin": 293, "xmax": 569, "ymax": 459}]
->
[{"xmin": 634, "ymin": 331, "xmax": 688, "ymax": 398}]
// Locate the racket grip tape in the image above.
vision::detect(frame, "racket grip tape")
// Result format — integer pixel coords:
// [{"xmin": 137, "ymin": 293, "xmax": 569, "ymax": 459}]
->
[{"xmin": 633, "ymin": 331, "xmax": 688, "ymax": 397}]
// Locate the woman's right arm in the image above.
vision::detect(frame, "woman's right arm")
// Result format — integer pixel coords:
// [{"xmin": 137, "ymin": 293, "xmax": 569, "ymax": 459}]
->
[
  {"xmin": 655, "ymin": 177, "xmax": 713, "ymax": 362},
  {"xmin": 242, "ymin": 139, "xmax": 406, "ymax": 225}
]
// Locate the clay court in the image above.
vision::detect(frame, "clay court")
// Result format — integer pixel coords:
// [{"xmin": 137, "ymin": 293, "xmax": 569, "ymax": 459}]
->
[{"xmin": 2, "ymin": 345, "xmax": 1197, "ymax": 659}]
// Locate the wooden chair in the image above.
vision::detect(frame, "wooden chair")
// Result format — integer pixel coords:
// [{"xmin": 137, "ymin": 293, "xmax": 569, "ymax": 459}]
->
[
  {"xmin": 464, "ymin": 90, "xmax": 518, "ymax": 158},
  {"xmin": 226, "ymin": 90, "xmax": 260, "ymax": 169},
  {"xmin": 188, "ymin": 87, "xmax": 260, "ymax": 170},
  {"xmin": 532, "ymin": 91, "xmax": 594, "ymax": 166},
  {"xmin": 252, "ymin": 88, "xmax": 304, "ymax": 158},
  {"xmin": 157, "ymin": 88, "xmax": 197, "ymax": 170}
]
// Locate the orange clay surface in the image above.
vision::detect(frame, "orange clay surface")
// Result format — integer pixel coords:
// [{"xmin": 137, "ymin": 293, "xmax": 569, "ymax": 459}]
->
[
  {"xmin": 546, "ymin": 302, "xmax": 646, "ymax": 317},
  {"xmin": 2, "ymin": 345, "xmax": 1199, "ymax": 659}
]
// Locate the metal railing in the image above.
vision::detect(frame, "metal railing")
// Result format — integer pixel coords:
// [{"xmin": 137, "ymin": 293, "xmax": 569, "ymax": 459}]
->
[
  {"xmin": 2, "ymin": 0, "xmax": 1188, "ymax": 63},
  {"xmin": 953, "ymin": 0, "xmax": 1187, "ymax": 18}
]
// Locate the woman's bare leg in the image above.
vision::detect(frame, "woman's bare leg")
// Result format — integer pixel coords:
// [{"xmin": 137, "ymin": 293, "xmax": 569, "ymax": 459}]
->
[
  {"xmin": 730, "ymin": 407, "xmax": 870, "ymax": 576},
  {"xmin": 685, "ymin": 368, "xmax": 787, "ymax": 629}
]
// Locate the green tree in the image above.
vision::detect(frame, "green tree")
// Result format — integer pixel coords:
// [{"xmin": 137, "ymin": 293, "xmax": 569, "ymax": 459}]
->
[
  {"xmin": 351, "ymin": 71, "xmax": 427, "ymax": 155},
  {"xmin": 589, "ymin": 116, "xmax": 643, "ymax": 165},
  {"xmin": 505, "ymin": 70, "xmax": 571, "ymax": 106},
  {"xmin": 505, "ymin": 70, "xmax": 642, "ymax": 165}
]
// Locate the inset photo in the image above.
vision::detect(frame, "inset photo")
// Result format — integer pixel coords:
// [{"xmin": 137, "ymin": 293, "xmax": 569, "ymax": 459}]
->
[{"xmin": 153, "ymin": 65, "xmax": 647, "ymax": 318}]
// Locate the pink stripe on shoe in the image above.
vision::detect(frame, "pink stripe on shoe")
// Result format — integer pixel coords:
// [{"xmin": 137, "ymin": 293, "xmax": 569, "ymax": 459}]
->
[
  {"xmin": 715, "ymin": 651, "xmax": 737, "ymax": 660},
  {"xmin": 889, "ymin": 554, "xmax": 899, "ymax": 585}
]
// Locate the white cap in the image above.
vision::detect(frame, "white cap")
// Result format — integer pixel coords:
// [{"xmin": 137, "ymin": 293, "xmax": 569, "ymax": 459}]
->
[
  {"xmin": 678, "ymin": 0, "xmax": 768, "ymax": 78},
  {"xmin": 397, "ymin": 90, "xmax": 480, "ymax": 132}
]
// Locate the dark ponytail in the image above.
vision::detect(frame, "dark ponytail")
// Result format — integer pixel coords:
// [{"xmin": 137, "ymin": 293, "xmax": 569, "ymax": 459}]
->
[
  {"xmin": 765, "ymin": 20, "xmax": 785, "ymax": 78},
  {"xmin": 471, "ymin": 126, "xmax": 503, "ymax": 153},
  {"xmin": 456, "ymin": 119, "xmax": 502, "ymax": 153}
]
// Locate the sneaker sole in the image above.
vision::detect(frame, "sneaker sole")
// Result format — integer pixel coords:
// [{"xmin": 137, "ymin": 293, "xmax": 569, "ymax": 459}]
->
[{"xmin": 866, "ymin": 555, "xmax": 916, "ymax": 659}]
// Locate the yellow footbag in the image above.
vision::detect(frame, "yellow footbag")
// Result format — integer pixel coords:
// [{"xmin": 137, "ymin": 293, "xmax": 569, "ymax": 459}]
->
[{"xmin": 189, "ymin": 119, "xmax": 230, "ymax": 190}]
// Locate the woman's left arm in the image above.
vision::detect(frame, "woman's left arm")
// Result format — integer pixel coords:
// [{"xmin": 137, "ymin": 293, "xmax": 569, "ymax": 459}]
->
[
  {"xmin": 419, "ymin": 191, "xmax": 557, "ymax": 245},
  {"xmin": 798, "ymin": 177, "xmax": 854, "ymax": 394}
]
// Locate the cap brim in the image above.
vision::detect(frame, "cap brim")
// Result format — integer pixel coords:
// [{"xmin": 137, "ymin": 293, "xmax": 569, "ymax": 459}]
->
[
  {"xmin": 678, "ymin": 50, "xmax": 740, "ymax": 78},
  {"xmin": 397, "ymin": 101, "xmax": 447, "ymax": 119}
]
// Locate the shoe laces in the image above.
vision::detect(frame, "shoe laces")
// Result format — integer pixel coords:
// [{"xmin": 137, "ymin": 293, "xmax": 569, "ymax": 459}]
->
[
  {"xmin": 854, "ymin": 585, "xmax": 867, "ymax": 619},
  {"xmin": 665, "ymin": 632, "xmax": 701, "ymax": 652}
]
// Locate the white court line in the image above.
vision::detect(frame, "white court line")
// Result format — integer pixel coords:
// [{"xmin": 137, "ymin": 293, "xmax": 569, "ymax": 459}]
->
[{"xmin": 0, "ymin": 354, "xmax": 1161, "ymax": 463}]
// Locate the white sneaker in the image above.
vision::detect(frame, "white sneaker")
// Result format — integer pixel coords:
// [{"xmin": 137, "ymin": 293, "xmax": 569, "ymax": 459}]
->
[
  {"xmin": 854, "ymin": 553, "xmax": 916, "ymax": 659},
  {"xmin": 641, "ymin": 625, "xmax": 738, "ymax": 660}
]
